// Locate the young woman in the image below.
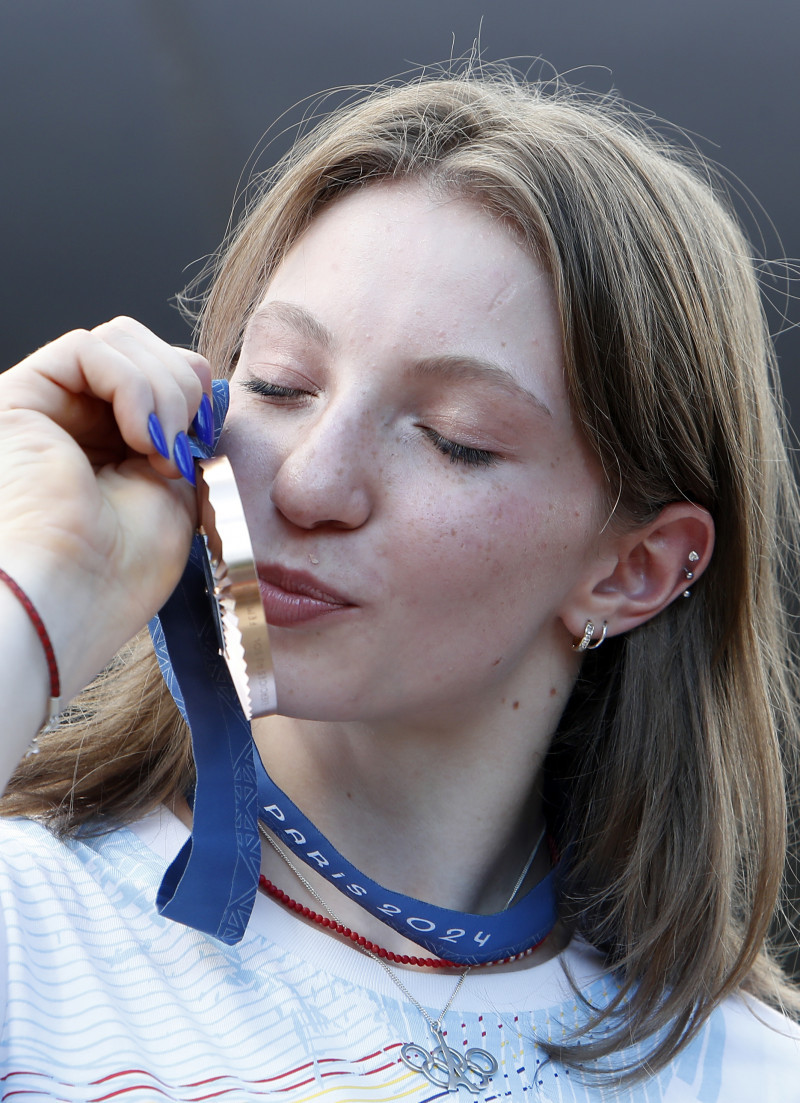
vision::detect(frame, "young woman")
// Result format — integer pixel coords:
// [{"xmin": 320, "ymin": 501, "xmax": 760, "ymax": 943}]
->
[{"xmin": 0, "ymin": 72, "xmax": 798, "ymax": 1101}]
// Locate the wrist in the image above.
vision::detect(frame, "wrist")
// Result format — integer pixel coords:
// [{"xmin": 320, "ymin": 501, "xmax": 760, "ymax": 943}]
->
[
  {"xmin": 0, "ymin": 541, "xmax": 111, "ymax": 709},
  {"xmin": 0, "ymin": 582, "xmax": 54, "ymax": 775},
  {"xmin": 0, "ymin": 567, "xmax": 61, "ymax": 726}
]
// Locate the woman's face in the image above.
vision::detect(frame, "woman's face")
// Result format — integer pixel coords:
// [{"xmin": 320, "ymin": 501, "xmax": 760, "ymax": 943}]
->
[{"xmin": 221, "ymin": 183, "xmax": 609, "ymax": 726}]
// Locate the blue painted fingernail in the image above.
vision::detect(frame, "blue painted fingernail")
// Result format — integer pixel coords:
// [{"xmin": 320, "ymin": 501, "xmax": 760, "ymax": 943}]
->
[
  {"xmin": 173, "ymin": 431, "xmax": 196, "ymax": 486},
  {"xmin": 191, "ymin": 393, "xmax": 214, "ymax": 448},
  {"xmin": 148, "ymin": 412, "xmax": 170, "ymax": 459}
]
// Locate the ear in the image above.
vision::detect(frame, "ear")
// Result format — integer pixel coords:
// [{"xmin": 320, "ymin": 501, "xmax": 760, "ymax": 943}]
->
[{"xmin": 562, "ymin": 503, "xmax": 715, "ymax": 642}]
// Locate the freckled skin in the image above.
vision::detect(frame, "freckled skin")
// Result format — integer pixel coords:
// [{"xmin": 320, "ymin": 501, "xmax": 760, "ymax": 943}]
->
[
  {"xmin": 200, "ymin": 184, "xmax": 692, "ymax": 927},
  {"xmin": 220, "ymin": 183, "xmax": 608, "ymax": 731}
]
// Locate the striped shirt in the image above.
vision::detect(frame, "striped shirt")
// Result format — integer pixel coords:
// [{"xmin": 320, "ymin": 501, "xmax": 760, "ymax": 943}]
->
[{"xmin": 0, "ymin": 808, "xmax": 797, "ymax": 1101}]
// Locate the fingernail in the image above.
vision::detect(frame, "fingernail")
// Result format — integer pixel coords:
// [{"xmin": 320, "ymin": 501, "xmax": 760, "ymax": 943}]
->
[
  {"xmin": 191, "ymin": 393, "xmax": 214, "ymax": 448},
  {"xmin": 173, "ymin": 431, "xmax": 196, "ymax": 486},
  {"xmin": 148, "ymin": 412, "xmax": 170, "ymax": 459}
]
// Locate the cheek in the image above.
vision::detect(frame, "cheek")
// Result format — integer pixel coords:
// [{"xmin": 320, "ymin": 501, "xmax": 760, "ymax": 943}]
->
[
  {"xmin": 384, "ymin": 480, "xmax": 589, "ymax": 609},
  {"xmin": 217, "ymin": 407, "xmax": 278, "ymax": 510}
]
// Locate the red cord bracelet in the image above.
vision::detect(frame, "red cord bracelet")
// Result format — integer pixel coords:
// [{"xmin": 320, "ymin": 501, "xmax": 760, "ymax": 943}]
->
[{"xmin": 0, "ymin": 567, "xmax": 61, "ymax": 728}]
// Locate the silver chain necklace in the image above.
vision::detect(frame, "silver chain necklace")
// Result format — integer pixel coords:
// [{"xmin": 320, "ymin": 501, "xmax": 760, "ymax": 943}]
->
[{"xmin": 258, "ymin": 820, "xmax": 545, "ymax": 1095}]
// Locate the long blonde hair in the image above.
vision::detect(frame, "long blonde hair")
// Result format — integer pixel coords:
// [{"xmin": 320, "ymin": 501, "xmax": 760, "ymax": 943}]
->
[{"xmin": 4, "ymin": 70, "xmax": 799, "ymax": 1078}]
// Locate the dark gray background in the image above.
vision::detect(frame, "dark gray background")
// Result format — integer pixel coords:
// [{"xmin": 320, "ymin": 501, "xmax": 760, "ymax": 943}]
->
[
  {"xmin": 2, "ymin": 0, "xmax": 799, "ymax": 412},
  {"xmin": 1, "ymin": 0, "xmax": 799, "ymax": 967}
]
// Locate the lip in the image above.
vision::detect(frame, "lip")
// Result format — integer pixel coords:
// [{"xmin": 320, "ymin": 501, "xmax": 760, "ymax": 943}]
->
[{"xmin": 256, "ymin": 563, "xmax": 356, "ymax": 628}]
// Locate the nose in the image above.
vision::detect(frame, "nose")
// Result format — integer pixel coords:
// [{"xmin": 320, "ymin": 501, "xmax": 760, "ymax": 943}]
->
[{"xmin": 269, "ymin": 407, "xmax": 374, "ymax": 531}]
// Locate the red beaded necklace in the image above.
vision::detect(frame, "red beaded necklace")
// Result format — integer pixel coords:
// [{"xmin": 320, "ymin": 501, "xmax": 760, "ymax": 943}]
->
[
  {"xmin": 258, "ymin": 822, "xmax": 552, "ymax": 1095},
  {"xmin": 258, "ymin": 873, "xmax": 547, "ymax": 969}
]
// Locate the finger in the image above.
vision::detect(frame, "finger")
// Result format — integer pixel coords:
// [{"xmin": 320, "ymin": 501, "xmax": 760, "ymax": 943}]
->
[
  {"xmin": 174, "ymin": 347, "xmax": 213, "ymax": 393},
  {"xmin": 2, "ymin": 330, "xmax": 159, "ymax": 456},
  {"xmin": 92, "ymin": 317, "xmax": 210, "ymax": 394},
  {"xmin": 92, "ymin": 320, "xmax": 216, "ymax": 475},
  {"xmin": 92, "ymin": 317, "xmax": 207, "ymax": 443},
  {"xmin": 2, "ymin": 322, "xmax": 212, "ymax": 484}
]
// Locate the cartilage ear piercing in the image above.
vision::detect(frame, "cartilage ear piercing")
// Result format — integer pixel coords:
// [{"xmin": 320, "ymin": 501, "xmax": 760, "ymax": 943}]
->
[
  {"xmin": 682, "ymin": 550, "xmax": 699, "ymax": 597},
  {"xmin": 683, "ymin": 549, "xmax": 699, "ymax": 581},
  {"xmin": 572, "ymin": 619, "xmax": 608, "ymax": 651}
]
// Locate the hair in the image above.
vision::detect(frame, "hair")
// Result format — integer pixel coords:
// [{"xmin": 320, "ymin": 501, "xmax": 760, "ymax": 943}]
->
[{"xmin": 4, "ymin": 67, "xmax": 799, "ymax": 1080}]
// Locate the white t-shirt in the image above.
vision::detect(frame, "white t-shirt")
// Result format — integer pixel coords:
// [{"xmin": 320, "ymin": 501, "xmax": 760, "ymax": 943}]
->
[{"xmin": 0, "ymin": 807, "xmax": 797, "ymax": 1102}]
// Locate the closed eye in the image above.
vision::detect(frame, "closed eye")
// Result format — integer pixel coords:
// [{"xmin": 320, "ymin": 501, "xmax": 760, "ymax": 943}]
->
[
  {"xmin": 242, "ymin": 378, "xmax": 314, "ymax": 402},
  {"xmin": 422, "ymin": 428, "xmax": 498, "ymax": 468}
]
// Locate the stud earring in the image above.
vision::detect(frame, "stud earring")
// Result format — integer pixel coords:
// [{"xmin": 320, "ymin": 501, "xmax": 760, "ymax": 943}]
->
[
  {"xmin": 572, "ymin": 619, "xmax": 608, "ymax": 651},
  {"xmin": 682, "ymin": 550, "xmax": 699, "ymax": 597},
  {"xmin": 683, "ymin": 549, "xmax": 699, "ymax": 580}
]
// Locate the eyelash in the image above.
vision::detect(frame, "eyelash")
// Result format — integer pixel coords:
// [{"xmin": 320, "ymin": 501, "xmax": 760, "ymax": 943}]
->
[
  {"xmin": 243, "ymin": 379, "xmax": 498, "ymax": 468},
  {"xmin": 422, "ymin": 428, "xmax": 498, "ymax": 468},
  {"xmin": 243, "ymin": 379, "xmax": 310, "ymax": 402}
]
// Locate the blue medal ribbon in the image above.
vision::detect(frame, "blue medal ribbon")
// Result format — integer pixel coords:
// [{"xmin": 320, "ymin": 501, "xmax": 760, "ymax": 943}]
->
[
  {"xmin": 149, "ymin": 380, "xmax": 261, "ymax": 945},
  {"xmin": 149, "ymin": 538, "xmax": 261, "ymax": 943},
  {"xmin": 149, "ymin": 379, "xmax": 557, "ymax": 961},
  {"xmin": 254, "ymin": 757, "xmax": 556, "ymax": 964}
]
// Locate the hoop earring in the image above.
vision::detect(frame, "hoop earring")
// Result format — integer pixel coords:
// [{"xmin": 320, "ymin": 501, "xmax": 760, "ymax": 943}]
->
[{"xmin": 572, "ymin": 619, "xmax": 608, "ymax": 652}]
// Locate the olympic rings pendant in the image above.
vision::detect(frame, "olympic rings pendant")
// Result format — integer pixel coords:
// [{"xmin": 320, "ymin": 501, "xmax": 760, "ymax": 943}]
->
[{"xmin": 400, "ymin": 1025, "xmax": 498, "ymax": 1095}]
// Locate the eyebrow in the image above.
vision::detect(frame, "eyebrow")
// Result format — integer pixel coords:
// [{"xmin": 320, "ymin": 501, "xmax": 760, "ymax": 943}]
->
[
  {"xmin": 247, "ymin": 300, "xmax": 333, "ymax": 351},
  {"xmin": 409, "ymin": 356, "xmax": 553, "ymax": 418},
  {"xmin": 247, "ymin": 300, "xmax": 552, "ymax": 418}
]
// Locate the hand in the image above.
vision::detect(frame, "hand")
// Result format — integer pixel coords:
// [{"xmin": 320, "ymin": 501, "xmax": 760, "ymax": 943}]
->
[{"xmin": 0, "ymin": 317, "xmax": 212, "ymax": 710}]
